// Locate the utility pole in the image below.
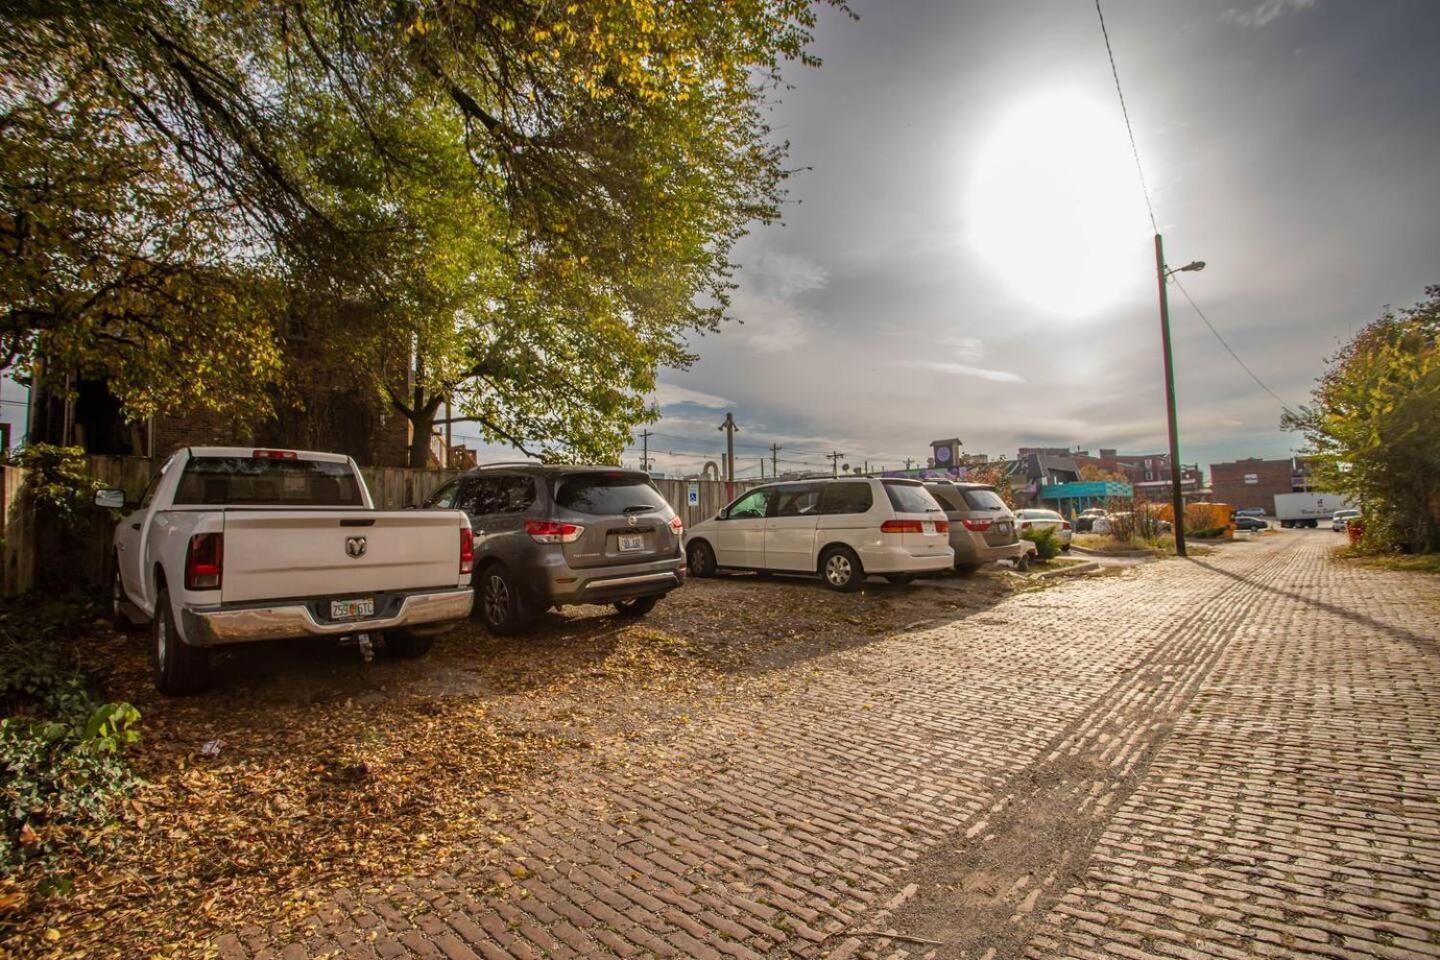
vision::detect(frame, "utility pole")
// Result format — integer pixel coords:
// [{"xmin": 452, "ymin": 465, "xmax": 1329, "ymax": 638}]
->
[
  {"xmin": 770, "ymin": 443, "xmax": 781, "ymax": 478},
  {"xmin": 1154, "ymin": 233, "xmax": 1187, "ymax": 558},
  {"xmin": 718, "ymin": 414, "xmax": 737, "ymax": 482},
  {"xmin": 826, "ymin": 451, "xmax": 845, "ymax": 478},
  {"xmin": 638, "ymin": 429, "xmax": 653, "ymax": 473},
  {"xmin": 904, "ymin": 457, "xmax": 914, "ymax": 472}
]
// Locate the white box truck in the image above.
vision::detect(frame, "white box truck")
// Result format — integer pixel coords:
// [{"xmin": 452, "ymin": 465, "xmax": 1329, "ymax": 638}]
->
[{"xmin": 1273, "ymin": 492, "xmax": 1356, "ymax": 529}]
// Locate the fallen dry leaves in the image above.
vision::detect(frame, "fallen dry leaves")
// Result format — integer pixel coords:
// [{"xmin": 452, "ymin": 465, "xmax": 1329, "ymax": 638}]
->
[{"xmin": 1, "ymin": 573, "xmax": 1013, "ymax": 958}]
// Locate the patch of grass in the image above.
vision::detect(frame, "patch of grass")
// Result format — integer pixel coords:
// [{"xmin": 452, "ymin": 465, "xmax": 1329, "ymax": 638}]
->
[{"xmin": 1333, "ymin": 546, "xmax": 1440, "ymax": 574}]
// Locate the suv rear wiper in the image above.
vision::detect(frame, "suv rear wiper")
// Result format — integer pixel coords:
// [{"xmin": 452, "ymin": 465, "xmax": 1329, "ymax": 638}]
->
[{"xmin": 622, "ymin": 504, "xmax": 654, "ymax": 514}]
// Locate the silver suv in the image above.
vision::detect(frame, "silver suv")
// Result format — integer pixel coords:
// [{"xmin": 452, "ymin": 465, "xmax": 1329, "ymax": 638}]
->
[
  {"xmin": 423, "ymin": 465, "xmax": 685, "ymax": 633},
  {"xmin": 923, "ymin": 481, "xmax": 1030, "ymax": 573}
]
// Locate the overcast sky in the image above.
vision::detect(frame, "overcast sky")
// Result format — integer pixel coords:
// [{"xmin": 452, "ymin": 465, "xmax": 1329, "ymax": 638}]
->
[{"xmin": 6, "ymin": 0, "xmax": 1438, "ymax": 478}]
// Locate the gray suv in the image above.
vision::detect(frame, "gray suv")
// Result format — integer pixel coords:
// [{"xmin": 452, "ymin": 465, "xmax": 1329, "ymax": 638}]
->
[
  {"xmin": 923, "ymin": 480, "xmax": 1030, "ymax": 573},
  {"xmin": 423, "ymin": 464, "xmax": 685, "ymax": 634}
]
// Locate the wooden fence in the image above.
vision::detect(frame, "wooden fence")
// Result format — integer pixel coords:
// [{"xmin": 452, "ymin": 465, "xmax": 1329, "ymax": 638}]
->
[{"xmin": 0, "ymin": 457, "xmax": 764, "ymax": 597}]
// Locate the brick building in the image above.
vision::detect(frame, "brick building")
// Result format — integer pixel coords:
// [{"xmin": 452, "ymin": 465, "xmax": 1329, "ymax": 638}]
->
[{"xmin": 1209, "ymin": 456, "xmax": 1313, "ymax": 513}]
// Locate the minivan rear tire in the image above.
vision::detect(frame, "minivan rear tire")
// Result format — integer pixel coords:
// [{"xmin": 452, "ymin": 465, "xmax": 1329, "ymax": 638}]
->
[
  {"xmin": 477, "ymin": 564, "xmax": 533, "ymax": 636},
  {"xmin": 819, "ymin": 545, "xmax": 864, "ymax": 592},
  {"xmin": 687, "ymin": 541, "xmax": 718, "ymax": 578}
]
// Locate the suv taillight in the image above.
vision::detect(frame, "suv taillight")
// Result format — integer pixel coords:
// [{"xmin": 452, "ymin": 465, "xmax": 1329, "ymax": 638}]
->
[
  {"xmin": 460, "ymin": 527, "xmax": 474, "ymax": 574},
  {"xmin": 669, "ymin": 516, "xmax": 684, "ymax": 535},
  {"xmin": 962, "ymin": 518, "xmax": 992, "ymax": 532},
  {"xmin": 185, "ymin": 532, "xmax": 223, "ymax": 590},
  {"xmin": 1062, "ymin": 521, "xmax": 1072, "ymax": 531},
  {"xmin": 526, "ymin": 520, "xmax": 584, "ymax": 543}
]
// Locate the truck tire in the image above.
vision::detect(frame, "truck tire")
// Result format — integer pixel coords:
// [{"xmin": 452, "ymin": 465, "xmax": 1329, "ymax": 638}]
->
[
  {"xmin": 476, "ymin": 563, "xmax": 533, "ymax": 636},
  {"xmin": 385, "ymin": 631, "xmax": 434, "ymax": 659},
  {"xmin": 152, "ymin": 588, "xmax": 211, "ymax": 695}
]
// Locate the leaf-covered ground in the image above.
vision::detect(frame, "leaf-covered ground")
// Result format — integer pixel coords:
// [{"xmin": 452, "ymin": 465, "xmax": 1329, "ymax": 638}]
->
[{"xmin": 2, "ymin": 572, "xmax": 1017, "ymax": 958}]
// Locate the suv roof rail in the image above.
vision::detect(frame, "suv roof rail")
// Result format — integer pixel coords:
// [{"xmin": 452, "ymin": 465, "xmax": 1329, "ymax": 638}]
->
[{"xmin": 470, "ymin": 460, "xmax": 547, "ymax": 469}]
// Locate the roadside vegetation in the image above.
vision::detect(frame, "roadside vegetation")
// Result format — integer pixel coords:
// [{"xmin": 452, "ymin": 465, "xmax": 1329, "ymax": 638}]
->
[{"xmin": 1284, "ymin": 286, "xmax": 1440, "ymax": 556}]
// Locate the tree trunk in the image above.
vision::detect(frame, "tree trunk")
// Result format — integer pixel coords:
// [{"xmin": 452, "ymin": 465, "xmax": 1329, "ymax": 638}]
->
[{"xmin": 406, "ymin": 393, "xmax": 444, "ymax": 468}]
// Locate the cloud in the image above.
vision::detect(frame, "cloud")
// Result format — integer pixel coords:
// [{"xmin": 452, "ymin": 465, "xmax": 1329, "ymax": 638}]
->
[
  {"xmin": 730, "ymin": 250, "xmax": 829, "ymax": 354},
  {"xmin": 894, "ymin": 359, "xmax": 1025, "ymax": 383},
  {"xmin": 1221, "ymin": 0, "xmax": 1316, "ymax": 29},
  {"xmin": 652, "ymin": 382, "xmax": 733, "ymax": 410}
]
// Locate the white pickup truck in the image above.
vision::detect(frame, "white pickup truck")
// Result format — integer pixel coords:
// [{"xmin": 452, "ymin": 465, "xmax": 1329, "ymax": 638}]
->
[{"xmin": 98, "ymin": 447, "xmax": 475, "ymax": 694}]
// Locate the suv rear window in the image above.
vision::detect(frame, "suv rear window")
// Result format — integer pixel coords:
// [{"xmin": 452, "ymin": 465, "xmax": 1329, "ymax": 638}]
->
[
  {"xmin": 883, "ymin": 481, "xmax": 942, "ymax": 513},
  {"xmin": 961, "ymin": 488, "xmax": 1008, "ymax": 511},
  {"xmin": 926, "ymin": 485, "xmax": 965, "ymax": 511},
  {"xmin": 555, "ymin": 474, "xmax": 669, "ymax": 515},
  {"xmin": 818, "ymin": 482, "xmax": 873, "ymax": 515},
  {"xmin": 174, "ymin": 457, "xmax": 363, "ymax": 506}
]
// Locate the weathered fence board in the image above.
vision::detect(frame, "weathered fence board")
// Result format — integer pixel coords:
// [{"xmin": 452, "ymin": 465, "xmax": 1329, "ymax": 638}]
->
[{"xmin": 1, "ymin": 466, "xmax": 35, "ymax": 597}]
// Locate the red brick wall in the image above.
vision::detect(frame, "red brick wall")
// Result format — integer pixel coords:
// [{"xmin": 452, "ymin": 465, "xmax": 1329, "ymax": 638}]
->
[{"xmin": 1210, "ymin": 458, "xmax": 1293, "ymax": 513}]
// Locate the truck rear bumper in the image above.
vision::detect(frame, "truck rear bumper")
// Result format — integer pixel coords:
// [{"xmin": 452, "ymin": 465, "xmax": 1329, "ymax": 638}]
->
[{"xmin": 181, "ymin": 587, "xmax": 474, "ymax": 646}]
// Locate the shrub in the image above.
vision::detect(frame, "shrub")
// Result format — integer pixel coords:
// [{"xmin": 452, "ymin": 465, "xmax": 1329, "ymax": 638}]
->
[
  {"xmin": 1021, "ymin": 526, "xmax": 1062, "ymax": 560},
  {"xmin": 9, "ymin": 444, "xmax": 106, "ymax": 528},
  {"xmin": 0, "ymin": 604, "xmax": 141, "ymax": 886}
]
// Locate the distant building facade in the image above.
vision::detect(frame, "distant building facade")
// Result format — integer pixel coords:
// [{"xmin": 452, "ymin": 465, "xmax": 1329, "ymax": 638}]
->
[{"xmin": 1209, "ymin": 457, "xmax": 1313, "ymax": 513}]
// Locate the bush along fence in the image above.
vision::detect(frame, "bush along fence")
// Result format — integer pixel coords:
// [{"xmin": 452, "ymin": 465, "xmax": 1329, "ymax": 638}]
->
[{"xmin": 0, "ymin": 454, "xmax": 762, "ymax": 598}]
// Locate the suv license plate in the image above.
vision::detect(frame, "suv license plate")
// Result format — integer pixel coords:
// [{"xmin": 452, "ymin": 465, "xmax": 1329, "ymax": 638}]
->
[
  {"xmin": 997, "ymin": 521, "xmax": 1011, "ymax": 533},
  {"xmin": 331, "ymin": 598, "xmax": 375, "ymax": 621},
  {"xmin": 618, "ymin": 534, "xmax": 645, "ymax": 553}
]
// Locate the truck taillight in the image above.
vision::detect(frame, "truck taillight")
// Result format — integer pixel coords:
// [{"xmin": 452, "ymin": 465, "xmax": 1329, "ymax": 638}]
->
[
  {"xmin": 669, "ymin": 516, "xmax": 684, "ymax": 535},
  {"xmin": 185, "ymin": 533, "xmax": 223, "ymax": 590},
  {"xmin": 251, "ymin": 449, "xmax": 298, "ymax": 460},
  {"xmin": 525, "ymin": 520, "xmax": 584, "ymax": 543},
  {"xmin": 460, "ymin": 527, "xmax": 474, "ymax": 574}
]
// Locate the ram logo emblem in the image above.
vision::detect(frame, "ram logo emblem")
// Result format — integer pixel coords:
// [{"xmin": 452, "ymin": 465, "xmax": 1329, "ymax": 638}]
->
[{"xmin": 345, "ymin": 536, "xmax": 368, "ymax": 559}]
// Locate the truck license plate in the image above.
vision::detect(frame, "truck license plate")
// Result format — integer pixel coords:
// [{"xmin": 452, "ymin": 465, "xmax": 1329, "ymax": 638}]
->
[
  {"xmin": 330, "ymin": 598, "xmax": 374, "ymax": 621},
  {"xmin": 618, "ymin": 534, "xmax": 644, "ymax": 553}
]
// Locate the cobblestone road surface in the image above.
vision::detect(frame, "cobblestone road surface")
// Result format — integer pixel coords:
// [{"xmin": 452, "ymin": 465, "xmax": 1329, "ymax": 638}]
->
[{"xmin": 224, "ymin": 532, "xmax": 1439, "ymax": 960}]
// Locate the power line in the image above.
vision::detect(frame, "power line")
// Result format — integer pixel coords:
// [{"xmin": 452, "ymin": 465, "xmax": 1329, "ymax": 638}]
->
[
  {"xmin": 1170, "ymin": 275, "xmax": 1300, "ymax": 415},
  {"xmin": 1095, "ymin": 0, "xmax": 1158, "ymax": 234}
]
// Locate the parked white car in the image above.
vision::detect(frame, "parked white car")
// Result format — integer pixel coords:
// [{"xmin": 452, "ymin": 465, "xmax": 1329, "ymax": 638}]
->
[
  {"xmin": 100, "ymin": 447, "xmax": 475, "ymax": 694},
  {"xmin": 683, "ymin": 478, "xmax": 953, "ymax": 590},
  {"xmin": 1014, "ymin": 508, "xmax": 1074, "ymax": 550},
  {"xmin": 1331, "ymin": 509, "xmax": 1361, "ymax": 531}
]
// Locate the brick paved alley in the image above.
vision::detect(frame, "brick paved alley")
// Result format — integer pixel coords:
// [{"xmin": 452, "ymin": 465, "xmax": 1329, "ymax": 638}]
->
[{"xmin": 226, "ymin": 531, "xmax": 1440, "ymax": 960}]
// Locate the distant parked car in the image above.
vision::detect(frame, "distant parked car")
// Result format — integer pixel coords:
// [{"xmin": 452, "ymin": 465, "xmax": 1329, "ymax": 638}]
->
[
  {"xmin": 1234, "ymin": 507, "xmax": 1266, "ymax": 518},
  {"xmin": 423, "ymin": 464, "xmax": 685, "ymax": 633},
  {"xmin": 685, "ymin": 478, "xmax": 953, "ymax": 591},
  {"xmin": 1074, "ymin": 508, "xmax": 1109, "ymax": 533},
  {"xmin": 1014, "ymin": 509, "xmax": 1074, "ymax": 550},
  {"xmin": 923, "ymin": 481, "xmax": 1031, "ymax": 573},
  {"xmin": 1234, "ymin": 515, "xmax": 1270, "ymax": 531},
  {"xmin": 1331, "ymin": 509, "xmax": 1361, "ymax": 532}
]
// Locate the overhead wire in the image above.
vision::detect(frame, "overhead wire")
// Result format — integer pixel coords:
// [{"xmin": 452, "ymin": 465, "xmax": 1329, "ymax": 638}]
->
[{"xmin": 1096, "ymin": 0, "xmax": 1297, "ymax": 421}]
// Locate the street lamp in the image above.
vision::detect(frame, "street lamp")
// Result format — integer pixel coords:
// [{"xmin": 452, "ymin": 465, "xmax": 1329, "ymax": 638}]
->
[{"xmin": 1153, "ymin": 237, "xmax": 1205, "ymax": 558}]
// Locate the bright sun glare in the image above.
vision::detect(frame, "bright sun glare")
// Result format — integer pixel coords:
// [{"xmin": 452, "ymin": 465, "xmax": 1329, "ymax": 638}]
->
[{"xmin": 968, "ymin": 90, "xmax": 1153, "ymax": 317}]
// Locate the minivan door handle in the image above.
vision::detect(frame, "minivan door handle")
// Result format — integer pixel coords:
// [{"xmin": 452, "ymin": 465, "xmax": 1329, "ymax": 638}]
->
[{"xmin": 130, "ymin": 522, "xmax": 142, "ymax": 530}]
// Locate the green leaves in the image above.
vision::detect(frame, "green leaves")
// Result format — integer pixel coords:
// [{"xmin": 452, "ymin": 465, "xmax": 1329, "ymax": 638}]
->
[{"xmin": 1285, "ymin": 286, "xmax": 1440, "ymax": 553}]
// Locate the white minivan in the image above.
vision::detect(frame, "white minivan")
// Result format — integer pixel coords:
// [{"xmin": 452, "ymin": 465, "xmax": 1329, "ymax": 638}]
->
[{"xmin": 684, "ymin": 478, "xmax": 954, "ymax": 590}]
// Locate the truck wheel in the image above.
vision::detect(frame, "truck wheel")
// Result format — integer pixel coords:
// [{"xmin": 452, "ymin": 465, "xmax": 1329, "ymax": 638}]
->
[
  {"xmin": 111, "ymin": 559, "xmax": 141, "ymax": 631},
  {"xmin": 614, "ymin": 595, "xmax": 660, "ymax": 618},
  {"xmin": 819, "ymin": 546, "xmax": 864, "ymax": 592},
  {"xmin": 477, "ymin": 564, "xmax": 533, "ymax": 636},
  {"xmin": 385, "ymin": 631, "xmax": 434, "ymax": 659},
  {"xmin": 152, "ymin": 588, "xmax": 211, "ymax": 695}
]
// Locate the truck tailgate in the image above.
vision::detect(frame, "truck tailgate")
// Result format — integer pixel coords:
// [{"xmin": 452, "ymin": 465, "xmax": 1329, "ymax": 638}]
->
[{"xmin": 219, "ymin": 511, "xmax": 464, "ymax": 604}]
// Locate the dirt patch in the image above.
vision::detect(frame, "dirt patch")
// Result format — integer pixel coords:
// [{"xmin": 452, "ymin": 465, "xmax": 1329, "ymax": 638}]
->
[{"xmin": 3, "ymin": 571, "xmax": 1014, "ymax": 958}]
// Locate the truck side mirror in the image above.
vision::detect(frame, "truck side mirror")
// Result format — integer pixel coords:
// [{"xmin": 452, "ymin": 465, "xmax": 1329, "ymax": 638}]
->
[{"xmin": 94, "ymin": 488, "xmax": 126, "ymax": 510}]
